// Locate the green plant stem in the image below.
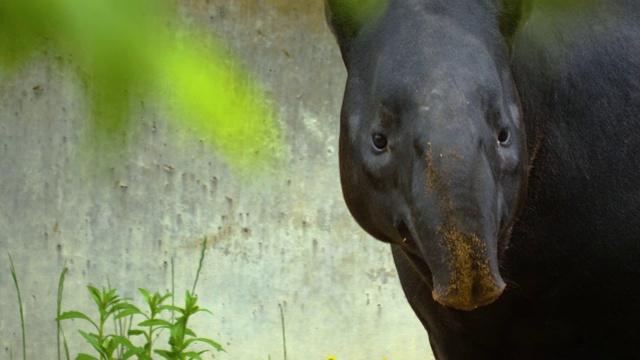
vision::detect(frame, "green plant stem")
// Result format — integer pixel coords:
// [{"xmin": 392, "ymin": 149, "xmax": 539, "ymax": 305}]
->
[
  {"xmin": 191, "ymin": 237, "xmax": 207, "ymax": 296},
  {"xmin": 9, "ymin": 254, "xmax": 26, "ymax": 360},
  {"xmin": 171, "ymin": 257, "xmax": 175, "ymax": 324},
  {"xmin": 279, "ymin": 303, "xmax": 287, "ymax": 360},
  {"xmin": 57, "ymin": 262, "xmax": 69, "ymax": 360}
]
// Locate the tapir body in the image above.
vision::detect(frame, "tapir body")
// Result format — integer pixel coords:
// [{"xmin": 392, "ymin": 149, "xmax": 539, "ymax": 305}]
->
[{"xmin": 325, "ymin": 0, "xmax": 640, "ymax": 358}]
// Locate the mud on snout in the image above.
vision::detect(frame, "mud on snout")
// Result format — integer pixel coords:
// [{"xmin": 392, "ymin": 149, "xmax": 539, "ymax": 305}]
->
[{"xmin": 429, "ymin": 227, "xmax": 506, "ymax": 311}]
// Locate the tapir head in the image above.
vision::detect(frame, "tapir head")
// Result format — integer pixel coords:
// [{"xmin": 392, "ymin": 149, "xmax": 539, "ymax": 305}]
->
[{"xmin": 326, "ymin": 0, "xmax": 531, "ymax": 310}]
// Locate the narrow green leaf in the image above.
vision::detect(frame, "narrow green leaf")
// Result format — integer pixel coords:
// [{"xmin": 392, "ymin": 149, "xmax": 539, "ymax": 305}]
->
[
  {"xmin": 184, "ymin": 337, "xmax": 225, "ymax": 352},
  {"xmin": 107, "ymin": 334, "xmax": 139, "ymax": 351},
  {"xmin": 191, "ymin": 237, "xmax": 207, "ymax": 296},
  {"xmin": 114, "ymin": 303, "xmax": 144, "ymax": 319},
  {"xmin": 121, "ymin": 346, "xmax": 147, "ymax": 359},
  {"xmin": 114, "ymin": 302, "xmax": 141, "ymax": 312},
  {"xmin": 57, "ymin": 263, "xmax": 68, "ymax": 360},
  {"xmin": 171, "ymin": 258, "xmax": 175, "ymax": 324},
  {"xmin": 78, "ymin": 330, "xmax": 105, "ymax": 355},
  {"xmin": 158, "ymin": 293, "xmax": 173, "ymax": 304},
  {"xmin": 153, "ymin": 349, "xmax": 172, "ymax": 359},
  {"xmin": 138, "ymin": 319, "xmax": 172, "ymax": 327},
  {"xmin": 115, "ymin": 309, "xmax": 143, "ymax": 319},
  {"xmin": 139, "ymin": 288, "xmax": 152, "ymax": 303},
  {"xmin": 159, "ymin": 305, "xmax": 184, "ymax": 313},
  {"xmin": 191, "ymin": 308, "xmax": 213, "ymax": 316},
  {"xmin": 8, "ymin": 254, "xmax": 26, "ymax": 360},
  {"xmin": 104, "ymin": 288, "xmax": 123, "ymax": 309},
  {"xmin": 62, "ymin": 330, "xmax": 71, "ymax": 360},
  {"xmin": 280, "ymin": 303, "xmax": 287, "ymax": 360},
  {"xmin": 87, "ymin": 286, "xmax": 103, "ymax": 309},
  {"xmin": 106, "ymin": 288, "xmax": 118, "ymax": 301},
  {"xmin": 183, "ymin": 351, "xmax": 203, "ymax": 360},
  {"xmin": 101, "ymin": 337, "xmax": 119, "ymax": 354},
  {"xmin": 76, "ymin": 354, "xmax": 99, "ymax": 360},
  {"xmin": 57, "ymin": 311, "xmax": 99, "ymax": 330},
  {"xmin": 127, "ymin": 329, "xmax": 145, "ymax": 336}
]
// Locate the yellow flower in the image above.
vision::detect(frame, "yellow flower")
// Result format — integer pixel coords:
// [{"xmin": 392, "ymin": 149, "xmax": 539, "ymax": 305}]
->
[{"xmin": 327, "ymin": 356, "xmax": 336, "ymax": 360}]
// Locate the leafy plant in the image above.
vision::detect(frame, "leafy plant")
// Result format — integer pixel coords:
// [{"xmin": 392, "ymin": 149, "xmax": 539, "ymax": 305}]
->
[{"xmin": 56, "ymin": 238, "xmax": 224, "ymax": 359}]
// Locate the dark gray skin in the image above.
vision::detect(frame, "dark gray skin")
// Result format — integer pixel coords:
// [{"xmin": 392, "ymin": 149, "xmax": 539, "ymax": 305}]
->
[{"xmin": 326, "ymin": 0, "xmax": 640, "ymax": 357}]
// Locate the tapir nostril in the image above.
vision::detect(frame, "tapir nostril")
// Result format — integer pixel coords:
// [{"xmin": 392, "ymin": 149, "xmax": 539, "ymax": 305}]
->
[{"xmin": 395, "ymin": 220, "xmax": 413, "ymax": 245}]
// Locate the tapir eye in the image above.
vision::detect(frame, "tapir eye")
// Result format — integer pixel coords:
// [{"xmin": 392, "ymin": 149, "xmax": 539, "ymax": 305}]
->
[
  {"xmin": 371, "ymin": 133, "xmax": 388, "ymax": 151},
  {"xmin": 497, "ymin": 128, "xmax": 511, "ymax": 146}
]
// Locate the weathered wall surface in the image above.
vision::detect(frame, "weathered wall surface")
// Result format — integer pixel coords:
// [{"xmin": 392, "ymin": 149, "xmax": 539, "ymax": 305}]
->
[{"xmin": 0, "ymin": 1, "xmax": 433, "ymax": 359}]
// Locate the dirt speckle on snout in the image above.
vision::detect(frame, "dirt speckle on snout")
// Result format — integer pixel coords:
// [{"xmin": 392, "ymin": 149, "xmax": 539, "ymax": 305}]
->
[{"xmin": 432, "ymin": 227, "xmax": 505, "ymax": 311}]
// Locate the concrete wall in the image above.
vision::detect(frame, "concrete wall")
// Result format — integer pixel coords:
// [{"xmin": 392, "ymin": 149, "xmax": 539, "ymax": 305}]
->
[{"xmin": 0, "ymin": 1, "xmax": 434, "ymax": 359}]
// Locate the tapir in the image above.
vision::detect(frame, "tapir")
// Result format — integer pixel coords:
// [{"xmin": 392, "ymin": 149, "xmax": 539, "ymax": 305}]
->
[{"xmin": 324, "ymin": 0, "xmax": 640, "ymax": 358}]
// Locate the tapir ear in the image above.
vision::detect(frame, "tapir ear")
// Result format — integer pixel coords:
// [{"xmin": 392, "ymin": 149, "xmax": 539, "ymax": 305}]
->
[
  {"xmin": 325, "ymin": 0, "xmax": 388, "ymax": 53},
  {"xmin": 498, "ymin": 0, "xmax": 534, "ymax": 51}
]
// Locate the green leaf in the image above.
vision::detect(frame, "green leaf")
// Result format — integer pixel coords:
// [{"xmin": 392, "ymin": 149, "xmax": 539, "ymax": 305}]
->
[
  {"xmin": 127, "ymin": 329, "xmax": 145, "ymax": 336},
  {"xmin": 153, "ymin": 349, "xmax": 172, "ymax": 359},
  {"xmin": 8, "ymin": 254, "xmax": 26, "ymax": 360},
  {"xmin": 103, "ymin": 288, "xmax": 123, "ymax": 308},
  {"xmin": 78, "ymin": 330, "xmax": 106, "ymax": 356},
  {"xmin": 87, "ymin": 286, "xmax": 102, "ymax": 308},
  {"xmin": 158, "ymin": 293, "xmax": 173, "ymax": 303},
  {"xmin": 115, "ymin": 309, "xmax": 142, "ymax": 319},
  {"xmin": 138, "ymin": 319, "xmax": 172, "ymax": 328},
  {"xmin": 184, "ymin": 337, "xmax": 225, "ymax": 352},
  {"xmin": 76, "ymin": 354, "xmax": 99, "ymax": 360},
  {"xmin": 121, "ymin": 346, "xmax": 147, "ymax": 360},
  {"xmin": 108, "ymin": 334, "xmax": 133, "ymax": 346},
  {"xmin": 114, "ymin": 302, "xmax": 142, "ymax": 312},
  {"xmin": 56, "ymin": 263, "xmax": 68, "ymax": 360},
  {"xmin": 139, "ymin": 288, "xmax": 152, "ymax": 303},
  {"xmin": 57, "ymin": 311, "xmax": 98, "ymax": 331},
  {"xmin": 101, "ymin": 337, "xmax": 119, "ymax": 354},
  {"xmin": 192, "ymin": 308, "xmax": 213, "ymax": 316},
  {"xmin": 114, "ymin": 303, "xmax": 144, "ymax": 319},
  {"xmin": 191, "ymin": 237, "xmax": 207, "ymax": 296},
  {"xmin": 183, "ymin": 351, "xmax": 203, "ymax": 360},
  {"xmin": 159, "ymin": 305, "xmax": 184, "ymax": 313},
  {"xmin": 62, "ymin": 330, "xmax": 71, "ymax": 360}
]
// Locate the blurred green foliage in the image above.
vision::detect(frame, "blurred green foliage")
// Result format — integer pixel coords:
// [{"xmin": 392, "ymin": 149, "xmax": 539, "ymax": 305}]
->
[
  {"xmin": 325, "ymin": 0, "xmax": 388, "ymax": 38},
  {"xmin": 0, "ymin": 0, "xmax": 281, "ymax": 173},
  {"xmin": 337, "ymin": 0, "xmax": 388, "ymax": 29}
]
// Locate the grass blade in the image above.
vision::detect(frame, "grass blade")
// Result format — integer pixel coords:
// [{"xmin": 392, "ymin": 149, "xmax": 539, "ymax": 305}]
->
[
  {"xmin": 191, "ymin": 237, "xmax": 207, "ymax": 296},
  {"xmin": 62, "ymin": 330, "xmax": 71, "ymax": 360},
  {"xmin": 57, "ymin": 262, "xmax": 68, "ymax": 360},
  {"xmin": 279, "ymin": 303, "xmax": 287, "ymax": 360},
  {"xmin": 171, "ymin": 257, "xmax": 175, "ymax": 324},
  {"xmin": 9, "ymin": 254, "xmax": 26, "ymax": 360}
]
